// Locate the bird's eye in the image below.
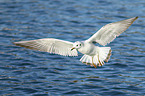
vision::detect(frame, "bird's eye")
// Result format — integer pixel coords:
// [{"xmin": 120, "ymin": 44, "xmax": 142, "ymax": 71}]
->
[
  {"xmin": 76, "ymin": 45, "xmax": 78, "ymax": 46},
  {"xmin": 80, "ymin": 44, "xmax": 81, "ymax": 46}
]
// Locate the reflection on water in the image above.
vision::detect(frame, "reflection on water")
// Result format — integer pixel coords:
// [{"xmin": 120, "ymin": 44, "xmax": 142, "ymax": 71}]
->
[{"xmin": 0, "ymin": 0, "xmax": 145, "ymax": 95}]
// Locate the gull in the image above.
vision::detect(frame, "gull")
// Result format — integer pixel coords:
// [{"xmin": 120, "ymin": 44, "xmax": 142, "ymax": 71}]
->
[{"xmin": 13, "ymin": 17, "xmax": 138, "ymax": 68}]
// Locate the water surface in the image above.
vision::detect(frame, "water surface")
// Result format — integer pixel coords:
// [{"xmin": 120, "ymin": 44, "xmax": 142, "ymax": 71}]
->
[{"xmin": 0, "ymin": 0, "xmax": 145, "ymax": 96}]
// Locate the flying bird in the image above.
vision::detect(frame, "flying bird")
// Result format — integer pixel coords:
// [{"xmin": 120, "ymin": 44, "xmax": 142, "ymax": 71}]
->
[{"xmin": 13, "ymin": 17, "xmax": 138, "ymax": 68}]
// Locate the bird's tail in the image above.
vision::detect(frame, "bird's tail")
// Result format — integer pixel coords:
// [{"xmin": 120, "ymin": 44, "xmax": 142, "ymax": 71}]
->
[{"xmin": 80, "ymin": 47, "xmax": 111, "ymax": 68}]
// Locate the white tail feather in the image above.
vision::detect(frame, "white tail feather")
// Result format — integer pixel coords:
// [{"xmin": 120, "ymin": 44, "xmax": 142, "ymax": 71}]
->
[
  {"xmin": 98, "ymin": 47, "xmax": 111, "ymax": 62},
  {"xmin": 80, "ymin": 47, "xmax": 111, "ymax": 67},
  {"xmin": 80, "ymin": 54, "xmax": 92, "ymax": 64}
]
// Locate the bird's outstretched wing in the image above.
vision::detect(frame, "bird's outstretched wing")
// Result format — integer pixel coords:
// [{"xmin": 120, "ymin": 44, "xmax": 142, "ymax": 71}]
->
[
  {"xmin": 13, "ymin": 38, "xmax": 78, "ymax": 56},
  {"xmin": 86, "ymin": 17, "xmax": 138, "ymax": 46}
]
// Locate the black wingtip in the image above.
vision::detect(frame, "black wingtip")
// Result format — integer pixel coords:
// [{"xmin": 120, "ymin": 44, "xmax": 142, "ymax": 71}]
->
[
  {"xmin": 13, "ymin": 41, "xmax": 23, "ymax": 47},
  {"xmin": 12, "ymin": 42, "xmax": 16, "ymax": 45},
  {"xmin": 132, "ymin": 16, "xmax": 138, "ymax": 23},
  {"xmin": 135, "ymin": 16, "xmax": 139, "ymax": 19},
  {"xmin": 13, "ymin": 42, "xmax": 19, "ymax": 46}
]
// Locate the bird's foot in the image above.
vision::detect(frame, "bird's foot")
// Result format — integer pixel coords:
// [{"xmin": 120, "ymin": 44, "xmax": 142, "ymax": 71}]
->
[
  {"xmin": 98, "ymin": 55, "xmax": 103, "ymax": 66},
  {"xmin": 98, "ymin": 62, "xmax": 103, "ymax": 66},
  {"xmin": 92, "ymin": 63, "xmax": 97, "ymax": 68}
]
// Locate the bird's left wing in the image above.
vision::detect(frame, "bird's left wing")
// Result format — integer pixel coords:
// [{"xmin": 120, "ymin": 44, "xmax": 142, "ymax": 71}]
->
[
  {"xmin": 13, "ymin": 38, "xmax": 78, "ymax": 56},
  {"xmin": 86, "ymin": 17, "xmax": 138, "ymax": 46}
]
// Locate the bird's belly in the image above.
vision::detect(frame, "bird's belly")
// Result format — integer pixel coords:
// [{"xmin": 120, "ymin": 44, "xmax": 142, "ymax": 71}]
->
[{"xmin": 78, "ymin": 45, "xmax": 98, "ymax": 56}]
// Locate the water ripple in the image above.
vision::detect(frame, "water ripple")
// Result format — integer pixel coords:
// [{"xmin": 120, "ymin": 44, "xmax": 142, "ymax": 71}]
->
[{"xmin": 0, "ymin": 0, "xmax": 144, "ymax": 96}]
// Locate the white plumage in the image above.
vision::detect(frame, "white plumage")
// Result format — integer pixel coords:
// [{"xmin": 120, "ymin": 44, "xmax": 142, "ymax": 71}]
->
[
  {"xmin": 86, "ymin": 17, "xmax": 138, "ymax": 46},
  {"xmin": 14, "ymin": 38, "xmax": 78, "ymax": 56},
  {"xmin": 13, "ymin": 17, "xmax": 138, "ymax": 68}
]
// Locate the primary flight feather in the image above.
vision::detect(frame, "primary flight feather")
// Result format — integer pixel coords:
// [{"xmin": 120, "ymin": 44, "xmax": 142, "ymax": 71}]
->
[
  {"xmin": 14, "ymin": 38, "xmax": 78, "ymax": 56},
  {"xmin": 13, "ymin": 17, "xmax": 138, "ymax": 68}
]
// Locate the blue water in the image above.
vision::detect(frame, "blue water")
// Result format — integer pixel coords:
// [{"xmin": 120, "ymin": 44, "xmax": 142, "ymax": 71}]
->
[{"xmin": 0, "ymin": 0, "xmax": 145, "ymax": 96}]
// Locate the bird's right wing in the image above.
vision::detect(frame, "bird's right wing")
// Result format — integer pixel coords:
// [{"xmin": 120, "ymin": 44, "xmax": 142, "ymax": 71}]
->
[
  {"xmin": 86, "ymin": 17, "xmax": 138, "ymax": 46},
  {"xmin": 13, "ymin": 38, "xmax": 78, "ymax": 56}
]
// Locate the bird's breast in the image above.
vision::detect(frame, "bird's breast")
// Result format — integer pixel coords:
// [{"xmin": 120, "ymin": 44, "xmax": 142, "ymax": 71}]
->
[{"xmin": 78, "ymin": 43, "xmax": 97, "ymax": 56}]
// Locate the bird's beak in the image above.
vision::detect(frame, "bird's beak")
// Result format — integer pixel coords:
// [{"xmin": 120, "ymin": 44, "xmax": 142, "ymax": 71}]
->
[{"xmin": 71, "ymin": 47, "xmax": 75, "ymax": 51}]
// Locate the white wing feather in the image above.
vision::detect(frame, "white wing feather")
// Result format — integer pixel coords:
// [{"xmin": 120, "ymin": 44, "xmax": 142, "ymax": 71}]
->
[
  {"xmin": 86, "ymin": 17, "xmax": 138, "ymax": 46},
  {"xmin": 13, "ymin": 38, "xmax": 78, "ymax": 56}
]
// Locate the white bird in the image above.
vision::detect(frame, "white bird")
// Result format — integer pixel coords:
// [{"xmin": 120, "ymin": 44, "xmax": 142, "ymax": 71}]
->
[{"xmin": 13, "ymin": 17, "xmax": 138, "ymax": 68}]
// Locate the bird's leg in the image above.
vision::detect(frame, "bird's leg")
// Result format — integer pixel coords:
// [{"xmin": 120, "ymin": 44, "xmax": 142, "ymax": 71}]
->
[
  {"xmin": 98, "ymin": 55, "xmax": 103, "ymax": 66},
  {"xmin": 92, "ymin": 57, "xmax": 97, "ymax": 68}
]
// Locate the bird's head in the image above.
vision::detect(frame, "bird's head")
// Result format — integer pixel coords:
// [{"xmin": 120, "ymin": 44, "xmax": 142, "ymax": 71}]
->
[{"xmin": 71, "ymin": 41, "xmax": 83, "ymax": 51}]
